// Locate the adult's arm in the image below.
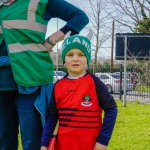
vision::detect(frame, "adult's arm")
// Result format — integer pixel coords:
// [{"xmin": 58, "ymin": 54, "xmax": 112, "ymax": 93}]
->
[
  {"xmin": 44, "ymin": 0, "xmax": 89, "ymax": 33},
  {"xmin": 44, "ymin": 0, "xmax": 89, "ymax": 50}
]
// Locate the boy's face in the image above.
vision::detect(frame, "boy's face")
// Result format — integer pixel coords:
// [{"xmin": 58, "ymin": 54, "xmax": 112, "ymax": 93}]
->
[{"xmin": 64, "ymin": 48, "xmax": 87, "ymax": 77}]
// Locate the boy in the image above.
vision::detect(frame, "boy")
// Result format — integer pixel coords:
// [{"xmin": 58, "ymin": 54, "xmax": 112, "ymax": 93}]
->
[
  {"xmin": 0, "ymin": 1, "xmax": 89, "ymax": 149},
  {"xmin": 41, "ymin": 35, "xmax": 118, "ymax": 150}
]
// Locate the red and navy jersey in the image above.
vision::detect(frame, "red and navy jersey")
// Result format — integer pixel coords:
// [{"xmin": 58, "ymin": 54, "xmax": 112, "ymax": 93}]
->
[{"xmin": 41, "ymin": 72, "xmax": 117, "ymax": 150}]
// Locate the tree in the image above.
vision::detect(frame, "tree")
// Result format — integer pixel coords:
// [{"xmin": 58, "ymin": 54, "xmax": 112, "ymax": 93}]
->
[
  {"xmin": 71, "ymin": 0, "xmax": 113, "ymax": 65},
  {"xmin": 107, "ymin": 0, "xmax": 150, "ymax": 32},
  {"xmin": 107, "ymin": 0, "xmax": 150, "ymax": 86},
  {"xmin": 135, "ymin": 18, "xmax": 150, "ymax": 33},
  {"xmin": 134, "ymin": 0, "xmax": 150, "ymax": 33}
]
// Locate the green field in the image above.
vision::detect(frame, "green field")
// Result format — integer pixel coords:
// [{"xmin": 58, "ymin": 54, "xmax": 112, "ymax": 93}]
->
[
  {"xmin": 19, "ymin": 100, "xmax": 150, "ymax": 150},
  {"xmin": 108, "ymin": 100, "xmax": 150, "ymax": 150}
]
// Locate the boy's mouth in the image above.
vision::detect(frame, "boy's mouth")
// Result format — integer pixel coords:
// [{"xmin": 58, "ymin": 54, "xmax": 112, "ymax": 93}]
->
[{"xmin": 72, "ymin": 64, "xmax": 80, "ymax": 66}]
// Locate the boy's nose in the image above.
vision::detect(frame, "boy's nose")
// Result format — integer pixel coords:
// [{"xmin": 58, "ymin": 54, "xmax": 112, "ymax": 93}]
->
[{"xmin": 72, "ymin": 55, "xmax": 79, "ymax": 60}]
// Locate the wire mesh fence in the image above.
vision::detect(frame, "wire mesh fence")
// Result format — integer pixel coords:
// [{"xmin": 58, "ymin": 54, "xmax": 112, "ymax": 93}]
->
[{"xmin": 57, "ymin": 65, "xmax": 150, "ymax": 104}]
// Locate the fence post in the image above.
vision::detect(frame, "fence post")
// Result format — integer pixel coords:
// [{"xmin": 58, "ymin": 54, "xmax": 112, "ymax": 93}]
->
[
  {"xmin": 123, "ymin": 35, "xmax": 127, "ymax": 107},
  {"xmin": 119, "ymin": 64, "xmax": 123, "ymax": 100}
]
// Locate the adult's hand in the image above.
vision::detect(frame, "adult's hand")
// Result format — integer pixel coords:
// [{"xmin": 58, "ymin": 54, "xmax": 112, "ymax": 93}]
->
[
  {"xmin": 44, "ymin": 41, "xmax": 54, "ymax": 52},
  {"xmin": 44, "ymin": 30, "xmax": 65, "ymax": 52}
]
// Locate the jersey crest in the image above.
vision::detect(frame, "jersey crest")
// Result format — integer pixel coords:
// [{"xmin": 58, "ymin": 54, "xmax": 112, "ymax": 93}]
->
[{"xmin": 81, "ymin": 95, "xmax": 92, "ymax": 107}]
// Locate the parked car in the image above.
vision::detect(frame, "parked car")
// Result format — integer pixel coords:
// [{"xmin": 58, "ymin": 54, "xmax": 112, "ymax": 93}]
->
[
  {"xmin": 53, "ymin": 71, "xmax": 66, "ymax": 83},
  {"xmin": 95, "ymin": 73, "xmax": 134, "ymax": 93},
  {"xmin": 111, "ymin": 72, "xmax": 132, "ymax": 79},
  {"xmin": 112, "ymin": 71, "xmax": 140, "ymax": 86}
]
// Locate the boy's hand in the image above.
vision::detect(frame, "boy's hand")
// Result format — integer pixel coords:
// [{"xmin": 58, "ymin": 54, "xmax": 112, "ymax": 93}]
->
[
  {"xmin": 94, "ymin": 142, "xmax": 107, "ymax": 150},
  {"xmin": 41, "ymin": 146, "xmax": 47, "ymax": 150}
]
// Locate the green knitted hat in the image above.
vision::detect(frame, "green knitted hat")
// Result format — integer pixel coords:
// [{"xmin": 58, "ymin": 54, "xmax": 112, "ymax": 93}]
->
[{"xmin": 61, "ymin": 35, "xmax": 91, "ymax": 65}]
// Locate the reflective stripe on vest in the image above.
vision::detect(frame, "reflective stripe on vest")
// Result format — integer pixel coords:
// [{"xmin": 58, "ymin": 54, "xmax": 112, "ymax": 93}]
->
[
  {"xmin": 1, "ymin": 0, "xmax": 54, "ymax": 87},
  {"xmin": 8, "ymin": 43, "xmax": 47, "ymax": 53},
  {"xmin": 0, "ymin": 25, "xmax": 2, "ymax": 34},
  {"xmin": 3, "ymin": 20, "xmax": 46, "ymax": 33}
]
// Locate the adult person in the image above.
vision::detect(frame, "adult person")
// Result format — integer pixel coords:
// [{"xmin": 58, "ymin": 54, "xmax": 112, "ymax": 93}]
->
[{"xmin": 0, "ymin": 0, "xmax": 89, "ymax": 150}]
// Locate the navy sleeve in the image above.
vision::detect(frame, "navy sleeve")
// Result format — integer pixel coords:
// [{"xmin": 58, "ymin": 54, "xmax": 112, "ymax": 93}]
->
[
  {"xmin": 60, "ymin": 26, "xmax": 78, "ymax": 35},
  {"xmin": 96, "ymin": 108, "xmax": 117, "ymax": 145},
  {"xmin": 41, "ymin": 90, "xmax": 59, "ymax": 147},
  {"xmin": 90, "ymin": 73, "xmax": 118, "ymax": 146},
  {"xmin": 44, "ymin": 0, "xmax": 89, "ymax": 33}
]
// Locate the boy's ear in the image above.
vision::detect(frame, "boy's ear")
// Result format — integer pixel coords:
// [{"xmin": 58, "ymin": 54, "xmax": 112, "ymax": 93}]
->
[
  {"xmin": 86, "ymin": 29, "xmax": 93, "ymax": 41},
  {"xmin": 64, "ymin": 31, "xmax": 72, "ymax": 40}
]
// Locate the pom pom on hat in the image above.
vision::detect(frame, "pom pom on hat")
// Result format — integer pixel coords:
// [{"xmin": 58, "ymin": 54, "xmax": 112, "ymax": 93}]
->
[{"xmin": 61, "ymin": 35, "xmax": 91, "ymax": 65}]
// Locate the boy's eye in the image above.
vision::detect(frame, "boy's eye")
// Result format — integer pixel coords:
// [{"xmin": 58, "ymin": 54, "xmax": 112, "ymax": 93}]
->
[
  {"xmin": 79, "ymin": 53, "xmax": 85, "ymax": 56},
  {"xmin": 66, "ymin": 53, "xmax": 73, "ymax": 56},
  {"xmin": 66, "ymin": 51, "xmax": 85, "ymax": 57},
  {"xmin": 66, "ymin": 53, "xmax": 85, "ymax": 57}
]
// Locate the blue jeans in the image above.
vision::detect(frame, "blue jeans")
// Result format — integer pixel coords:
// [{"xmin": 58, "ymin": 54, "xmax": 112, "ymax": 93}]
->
[{"xmin": 0, "ymin": 88, "xmax": 42, "ymax": 150}]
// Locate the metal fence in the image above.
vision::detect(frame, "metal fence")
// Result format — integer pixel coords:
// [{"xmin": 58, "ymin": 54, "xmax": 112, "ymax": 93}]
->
[
  {"xmin": 89, "ymin": 65, "xmax": 150, "ymax": 104},
  {"xmin": 57, "ymin": 65, "xmax": 150, "ymax": 104}
]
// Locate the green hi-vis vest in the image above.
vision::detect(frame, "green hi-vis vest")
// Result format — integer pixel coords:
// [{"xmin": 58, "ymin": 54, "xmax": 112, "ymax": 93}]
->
[{"xmin": 0, "ymin": 0, "xmax": 54, "ymax": 87}]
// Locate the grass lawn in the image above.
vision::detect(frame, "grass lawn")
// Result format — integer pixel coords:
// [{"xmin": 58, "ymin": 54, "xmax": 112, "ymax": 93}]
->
[
  {"xmin": 18, "ymin": 100, "xmax": 150, "ymax": 150},
  {"xmin": 108, "ymin": 100, "xmax": 150, "ymax": 150}
]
